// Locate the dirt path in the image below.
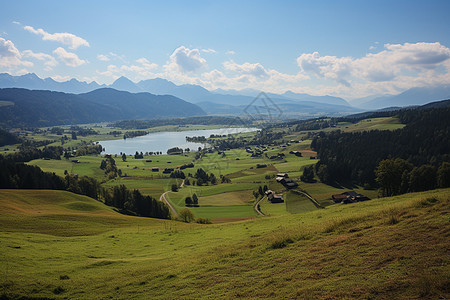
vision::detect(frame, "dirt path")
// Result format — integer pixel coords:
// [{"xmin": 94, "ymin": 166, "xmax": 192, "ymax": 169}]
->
[
  {"xmin": 254, "ymin": 196, "xmax": 266, "ymax": 216},
  {"xmin": 160, "ymin": 191, "xmax": 178, "ymax": 218}
]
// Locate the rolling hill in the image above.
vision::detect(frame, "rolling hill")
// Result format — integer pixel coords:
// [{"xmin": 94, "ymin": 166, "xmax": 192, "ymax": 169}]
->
[
  {"xmin": 0, "ymin": 188, "xmax": 448, "ymax": 299},
  {"xmin": 0, "ymin": 88, "xmax": 206, "ymax": 127}
]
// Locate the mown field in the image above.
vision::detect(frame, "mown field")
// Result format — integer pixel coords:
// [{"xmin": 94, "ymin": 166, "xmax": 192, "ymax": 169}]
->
[{"xmin": 1, "ymin": 188, "xmax": 448, "ymax": 299}]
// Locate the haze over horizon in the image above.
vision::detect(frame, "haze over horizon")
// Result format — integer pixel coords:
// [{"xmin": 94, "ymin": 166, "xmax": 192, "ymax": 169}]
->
[{"xmin": 1, "ymin": 0, "xmax": 450, "ymax": 100}]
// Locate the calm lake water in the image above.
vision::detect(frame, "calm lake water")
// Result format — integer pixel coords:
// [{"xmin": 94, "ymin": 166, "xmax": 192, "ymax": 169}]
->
[{"xmin": 98, "ymin": 127, "xmax": 259, "ymax": 155}]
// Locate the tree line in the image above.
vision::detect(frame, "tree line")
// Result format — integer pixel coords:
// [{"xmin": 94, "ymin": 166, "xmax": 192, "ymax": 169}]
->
[
  {"xmin": 113, "ymin": 116, "xmax": 244, "ymax": 130},
  {"xmin": 375, "ymin": 158, "xmax": 450, "ymax": 197},
  {"xmin": 311, "ymin": 107, "xmax": 450, "ymax": 190},
  {"xmin": 0, "ymin": 155, "xmax": 170, "ymax": 219}
]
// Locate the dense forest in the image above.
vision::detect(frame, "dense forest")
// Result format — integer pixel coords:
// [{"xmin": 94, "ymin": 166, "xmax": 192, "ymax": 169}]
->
[
  {"xmin": 0, "ymin": 128, "xmax": 21, "ymax": 147},
  {"xmin": 113, "ymin": 116, "xmax": 245, "ymax": 129},
  {"xmin": 312, "ymin": 107, "xmax": 450, "ymax": 190}
]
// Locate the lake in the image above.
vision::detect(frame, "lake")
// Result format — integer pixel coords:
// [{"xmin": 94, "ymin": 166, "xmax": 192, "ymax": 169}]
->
[{"xmin": 98, "ymin": 127, "xmax": 259, "ymax": 155}]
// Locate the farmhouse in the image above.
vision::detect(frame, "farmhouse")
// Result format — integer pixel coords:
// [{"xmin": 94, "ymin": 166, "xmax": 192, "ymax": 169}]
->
[
  {"xmin": 265, "ymin": 190, "xmax": 284, "ymax": 203},
  {"xmin": 284, "ymin": 179, "xmax": 299, "ymax": 189},
  {"xmin": 275, "ymin": 173, "xmax": 299, "ymax": 189},
  {"xmin": 289, "ymin": 151, "xmax": 302, "ymax": 157},
  {"xmin": 332, "ymin": 191, "xmax": 370, "ymax": 204}
]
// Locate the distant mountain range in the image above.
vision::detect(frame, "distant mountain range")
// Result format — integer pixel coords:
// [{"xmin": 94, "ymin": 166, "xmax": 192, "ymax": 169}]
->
[
  {"xmin": 0, "ymin": 73, "xmax": 105, "ymax": 94},
  {"xmin": 1, "ymin": 73, "xmax": 449, "ymax": 115},
  {"xmin": 351, "ymin": 85, "xmax": 450, "ymax": 109},
  {"xmin": 0, "ymin": 88, "xmax": 205, "ymax": 127}
]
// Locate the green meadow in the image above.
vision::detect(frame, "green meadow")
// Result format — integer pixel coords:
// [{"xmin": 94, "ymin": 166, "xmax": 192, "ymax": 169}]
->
[{"xmin": 1, "ymin": 188, "xmax": 448, "ymax": 299}]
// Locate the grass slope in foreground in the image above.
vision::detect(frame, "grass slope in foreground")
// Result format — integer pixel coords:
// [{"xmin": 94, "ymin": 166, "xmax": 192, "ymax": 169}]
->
[{"xmin": 0, "ymin": 188, "xmax": 449, "ymax": 299}]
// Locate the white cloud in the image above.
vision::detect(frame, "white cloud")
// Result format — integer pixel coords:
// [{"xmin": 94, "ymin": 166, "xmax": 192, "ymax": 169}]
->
[
  {"xmin": 226, "ymin": 50, "xmax": 236, "ymax": 55},
  {"xmin": 91, "ymin": 42, "xmax": 450, "ymax": 100},
  {"xmin": 53, "ymin": 47, "xmax": 87, "ymax": 67},
  {"xmin": 164, "ymin": 46, "xmax": 207, "ymax": 73},
  {"xmin": 136, "ymin": 57, "xmax": 158, "ymax": 70},
  {"xmin": 0, "ymin": 37, "xmax": 33, "ymax": 68},
  {"xmin": 12, "ymin": 21, "xmax": 21, "ymax": 25},
  {"xmin": 296, "ymin": 42, "xmax": 450, "ymax": 93},
  {"xmin": 51, "ymin": 75, "xmax": 71, "ymax": 82},
  {"xmin": 202, "ymin": 48, "xmax": 217, "ymax": 53},
  {"xmin": 109, "ymin": 52, "xmax": 127, "ymax": 63},
  {"xmin": 223, "ymin": 60, "xmax": 269, "ymax": 78},
  {"xmin": 384, "ymin": 42, "xmax": 450, "ymax": 68},
  {"xmin": 22, "ymin": 50, "xmax": 58, "ymax": 67},
  {"xmin": 24, "ymin": 25, "xmax": 89, "ymax": 49},
  {"xmin": 97, "ymin": 54, "xmax": 110, "ymax": 61},
  {"xmin": 96, "ymin": 58, "xmax": 159, "ymax": 82}
]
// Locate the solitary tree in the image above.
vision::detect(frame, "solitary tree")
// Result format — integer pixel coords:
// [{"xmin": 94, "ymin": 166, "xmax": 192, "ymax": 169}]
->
[
  {"xmin": 301, "ymin": 165, "xmax": 315, "ymax": 183},
  {"xmin": 185, "ymin": 196, "xmax": 193, "ymax": 206},
  {"xmin": 179, "ymin": 208, "xmax": 195, "ymax": 223},
  {"xmin": 122, "ymin": 153, "xmax": 127, "ymax": 162},
  {"xmin": 192, "ymin": 193, "xmax": 199, "ymax": 206}
]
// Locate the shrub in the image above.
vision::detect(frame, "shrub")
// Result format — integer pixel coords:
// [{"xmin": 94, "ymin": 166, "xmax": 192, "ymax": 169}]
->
[
  {"xmin": 179, "ymin": 208, "xmax": 195, "ymax": 223},
  {"xmin": 270, "ymin": 236, "xmax": 294, "ymax": 249},
  {"xmin": 196, "ymin": 217, "xmax": 212, "ymax": 224}
]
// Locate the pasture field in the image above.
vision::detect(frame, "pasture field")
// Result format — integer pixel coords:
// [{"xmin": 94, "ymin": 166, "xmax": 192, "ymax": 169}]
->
[
  {"xmin": 21, "ymin": 116, "xmax": 408, "ymax": 221},
  {"xmin": 285, "ymin": 190, "xmax": 319, "ymax": 213},
  {"xmin": 259, "ymin": 198, "xmax": 287, "ymax": 216},
  {"xmin": 26, "ymin": 141, "xmax": 376, "ymax": 219},
  {"xmin": 1, "ymin": 188, "xmax": 448, "ymax": 299}
]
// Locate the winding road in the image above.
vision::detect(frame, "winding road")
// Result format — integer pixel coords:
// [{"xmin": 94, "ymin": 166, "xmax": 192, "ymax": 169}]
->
[
  {"xmin": 159, "ymin": 179, "xmax": 185, "ymax": 218},
  {"xmin": 160, "ymin": 191, "xmax": 178, "ymax": 218},
  {"xmin": 254, "ymin": 195, "xmax": 266, "ymax": 216}
]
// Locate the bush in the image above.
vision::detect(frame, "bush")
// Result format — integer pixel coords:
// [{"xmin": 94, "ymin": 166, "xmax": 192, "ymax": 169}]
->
[
  {"xmin": 179, "ymin": 208, "xmax": 195, "ymax": 223},
  {"xmin": 270, "ymin": 236, "xmax": 294, "ymax": 249},
  {"xmin": 196, "ymin": 217, "xmax": 212, "ymax": 224}
]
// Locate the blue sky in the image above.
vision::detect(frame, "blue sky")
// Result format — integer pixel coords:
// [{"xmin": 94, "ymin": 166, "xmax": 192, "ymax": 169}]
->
[{"xmin": 1, "ymin": 0, "xmax": 449, "ymax": 99}]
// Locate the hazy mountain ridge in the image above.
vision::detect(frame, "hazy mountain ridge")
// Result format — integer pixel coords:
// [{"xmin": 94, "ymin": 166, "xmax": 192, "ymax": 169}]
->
[
  {"xmin": 1, "ymin": 73, "xmax": 449, "ymax": 113},
  {"xmin": 0, "ymin": 73, "xmax": 105, "ymax": 94},
  {"xmin": 0, "ymin": 73, "xmax": 349, "ymax": 106},
  {"xmin": 0, "ymin": 88, "xmax": 205, "ymax": 127},
  {"xmin": 355, "ymin": 85, "xmax": 450, "ymax": 109}
]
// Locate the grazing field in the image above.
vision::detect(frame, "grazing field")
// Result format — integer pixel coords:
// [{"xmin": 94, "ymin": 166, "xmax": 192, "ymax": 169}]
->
[
  {"xmin": 284, "ymin": 190, "xmax": 319, "ymax": 213},
  {"xmin": 1, "ymin": 188, "xmax": 448, "ymax": 299},
  {"xmin": 25, "ymin": 142, "xmax": 379, "ymax": 220},
  {"xmin": 259, "ymin": 198, "xmax": 287, "ymax": 216},
  {"xmin": 20, "ymin": 117, "xmax": 414, "ymax": 222}
]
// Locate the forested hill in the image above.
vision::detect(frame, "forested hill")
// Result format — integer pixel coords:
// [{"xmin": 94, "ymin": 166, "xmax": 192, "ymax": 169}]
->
[
  {"xmin": 311, "ymin": 106, "xmax": 450, "ymax": 188},
  {"xmin": 0, "ymin": 88, "xmax": 206, "ymax": 128}
]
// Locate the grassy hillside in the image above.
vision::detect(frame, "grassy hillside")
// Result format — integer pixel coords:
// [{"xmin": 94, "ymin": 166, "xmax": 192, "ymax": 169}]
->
[
  {"xmin": 0, "ymin": 190, "xmax": 171, "ymax": 236},
  {"xmin": 1, "ymin": 188, "xmax": 448, "ymax": 299}
]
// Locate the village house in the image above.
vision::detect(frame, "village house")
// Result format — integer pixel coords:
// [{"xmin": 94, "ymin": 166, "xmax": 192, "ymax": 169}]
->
[
  {"xmin": 265, "ymin": 190, "xmax": 284, "ymax": 203},
  {"xmin": 332, "ymin": 191, "xmax": 370, "ymax": 204},
  {"xmin": 275, "ymin": 173, "xmax": 299, "ymax": 189}
]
